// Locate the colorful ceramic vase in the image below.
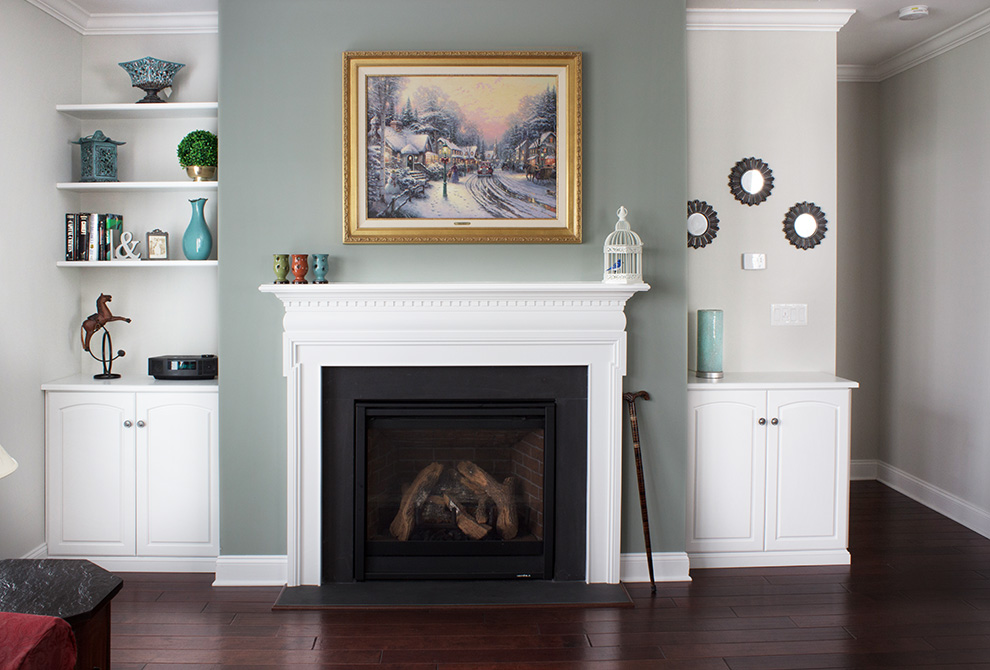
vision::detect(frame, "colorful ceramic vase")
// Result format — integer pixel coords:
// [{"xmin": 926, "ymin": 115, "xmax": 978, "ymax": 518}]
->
[
  {"xmin": 273, "ymin": 254, "xmax": 290, "ymax": 284},
  {"xmin": 311, "ymin": 254, "xmax": 329, "ymax": 284},
  {"xmin": 182, "ymin": 198, "xmax": 212, "ymax": 260},
  {"xmin": 291, "ymin": 254, "xmax": 309, "ymax": 284}
]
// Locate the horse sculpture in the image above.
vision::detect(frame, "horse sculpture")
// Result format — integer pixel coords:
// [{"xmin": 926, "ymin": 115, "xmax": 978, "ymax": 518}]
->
[{"xmin": 81, "ymin": 294, "xmax": 130, "ymax": 353}]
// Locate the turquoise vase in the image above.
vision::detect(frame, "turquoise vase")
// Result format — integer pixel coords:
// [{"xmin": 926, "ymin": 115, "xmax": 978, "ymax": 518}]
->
[
  {"xmin": 182, "ymin": 198, "xmax": 212, "ymax": 260},
  {"xmin": 696, "ymin": 309, "xmax": 724, "ymax": 379}
]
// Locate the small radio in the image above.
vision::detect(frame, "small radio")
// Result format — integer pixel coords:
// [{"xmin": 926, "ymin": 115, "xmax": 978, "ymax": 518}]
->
[{"xmin": 148, "ymin": 354, "xmax": 218, "ymax": 380}]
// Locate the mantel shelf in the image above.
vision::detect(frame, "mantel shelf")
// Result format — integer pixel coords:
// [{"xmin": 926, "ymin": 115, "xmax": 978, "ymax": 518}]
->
[
  {"xmin": 57, "ymin": 181, "xmax": 218, "ymax": 192},
  {"xmin": 57, "ymin": 260, "xmax": 218, "ymax": 268},
  {"xmin": 56, "ymin": 102, "xmax": 218, "ymax": 119}
]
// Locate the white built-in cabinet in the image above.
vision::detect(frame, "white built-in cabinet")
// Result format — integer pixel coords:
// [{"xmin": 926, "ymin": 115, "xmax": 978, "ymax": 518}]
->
[
  {"xmin": 686, "ymin": 373, "xmax": 858, "ymax": 568},
  {"xmin": 44, "ymin": 377, "xmax": 219, "ymax": 571}
]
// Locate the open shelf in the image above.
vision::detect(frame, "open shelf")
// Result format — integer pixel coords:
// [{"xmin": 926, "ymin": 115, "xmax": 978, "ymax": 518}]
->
[
  {"xmin": 57, "ymin": 260, "xmax": 218, "ymax": 268},
  {"xmin": 57, "ymin": 181, "xmax": 218, "ymax": 192},
  {"xmin": 56, "ymin": 102, "xmax": 218, "ymax": 120}
]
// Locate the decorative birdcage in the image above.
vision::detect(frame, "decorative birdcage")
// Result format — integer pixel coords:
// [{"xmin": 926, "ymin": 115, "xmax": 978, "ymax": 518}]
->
[
  {"xmin": 603, "ymin": 206, "xmax": 642, "ymax": 284},
  {"xmin": 72, "ymin": 130, "xmax": 125, "ymax": 182}
]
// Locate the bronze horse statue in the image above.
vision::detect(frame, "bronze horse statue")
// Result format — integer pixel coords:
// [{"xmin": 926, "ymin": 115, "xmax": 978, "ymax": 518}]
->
[{"xmin": 81, "ymin": 294, "xmax": 130, "ymax": 352}]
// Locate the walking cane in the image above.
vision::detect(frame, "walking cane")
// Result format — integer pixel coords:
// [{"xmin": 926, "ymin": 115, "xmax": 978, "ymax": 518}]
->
[{"xmin": 623, "ymin": 390, "xmax": 656, "ymax": 595}]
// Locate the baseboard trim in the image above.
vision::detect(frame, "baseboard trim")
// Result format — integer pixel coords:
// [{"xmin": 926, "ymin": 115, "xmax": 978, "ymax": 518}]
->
[
  {"xmin": 619, "ymin": 551, "xmax": 691, "ymax": 583},
  {"xmin": 687, "ymin": 549, "xmax": 850, "ymax": 569},
  {"xmin": 851, "ymin": 459, "xmax": 879, "ymax": 480},
  {"xmin": 47, "ymin": 555, "xmax": 218, "ymax": 573},
  {"xmin": 213, "ymin": 555, "xmax": 288, "ymax": 586},
  {"xmin": 877, "ymin": 462, "xmax": 990, "ymax": 540},
  {"xmin": 22, "ymin": 544, "xmax": 48, "ymax": 559}
]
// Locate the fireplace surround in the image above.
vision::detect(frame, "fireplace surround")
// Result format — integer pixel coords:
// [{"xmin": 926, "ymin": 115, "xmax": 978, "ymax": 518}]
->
[{"xmin": 261, "ymin": 281, "xmax": 648, "ymax": 586}]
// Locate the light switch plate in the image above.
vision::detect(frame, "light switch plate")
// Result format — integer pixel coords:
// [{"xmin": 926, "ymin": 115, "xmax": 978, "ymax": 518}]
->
[{"xmin": 742, "ymin": 253, "xmax": 766, "ymax": 270}]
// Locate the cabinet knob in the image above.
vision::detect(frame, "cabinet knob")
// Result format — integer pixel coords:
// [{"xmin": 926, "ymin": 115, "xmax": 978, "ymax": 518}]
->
[
  {"xmin": 123, "ymin": 420, "xmax": 133, "ymax": 428},
  {"xmin": 758, "ymin": 418, "xmax": 766, "ymax": 425},
  {"xmin": 771, "ymin": 418, "xmax": 779, "ymax": 426},
  {"xmin": 137, "ymin": 420, "xmax": 146, "ymax": 428}
]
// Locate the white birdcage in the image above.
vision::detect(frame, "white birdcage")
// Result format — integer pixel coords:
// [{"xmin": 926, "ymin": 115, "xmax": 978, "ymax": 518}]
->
[{"xmin": 603, "ymin": 206, "xmax": 642, "ymax": 284}]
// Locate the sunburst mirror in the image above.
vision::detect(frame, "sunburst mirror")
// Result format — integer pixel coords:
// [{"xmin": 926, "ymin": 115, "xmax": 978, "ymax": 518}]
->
[
  {"xmin": 687, "ymin": 200, "xmax": 719, "ymax": 249},
  {"xmin": 728, "ymin": 157, "xmax": 774, "ymax": 206},
  {"xmin": 783, "ymin": 201, "xmax": 828, "ymax": 250}
]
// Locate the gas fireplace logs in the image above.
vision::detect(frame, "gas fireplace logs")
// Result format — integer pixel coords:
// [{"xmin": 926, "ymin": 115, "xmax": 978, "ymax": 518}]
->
[
  {"xmin": 389, "ymin": 462, "xmax": 444, "ymax": 541},
  {"xmin": 389, "ymin": 461, "xmax": 519, "ymax": 541}
]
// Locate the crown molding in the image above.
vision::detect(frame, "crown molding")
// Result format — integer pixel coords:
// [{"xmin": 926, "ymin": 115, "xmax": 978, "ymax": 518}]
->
[
  {"xmin": 837, "ymin": 64, "xmax": 881, "ymax": 83},
  {"xmin": 25, "ymin": 0, "xmax": 217, "ymax": 35},
  {"xmin": 686, "ymin": 8, "xmax": 855, "ymax": 32},
  {"xmin": 869, "ymin": 7, "xmax": 990, "ymax": 81}
]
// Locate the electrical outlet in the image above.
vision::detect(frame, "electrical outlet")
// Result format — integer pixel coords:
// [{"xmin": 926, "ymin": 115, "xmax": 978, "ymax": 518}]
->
[{"xmin": 771, "ymin": 303, "xmax": 808, "ymax": 326}]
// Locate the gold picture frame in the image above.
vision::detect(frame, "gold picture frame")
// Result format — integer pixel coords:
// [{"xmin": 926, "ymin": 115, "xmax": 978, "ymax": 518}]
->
[{"xmin": 343, "ymin": 51, "xmax": 582, "ymax": 244}]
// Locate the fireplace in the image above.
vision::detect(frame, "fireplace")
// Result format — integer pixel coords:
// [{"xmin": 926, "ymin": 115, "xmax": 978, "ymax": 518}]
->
[
  {"xmin": 260, "ymin": 282, "xmax": 648, "ymax": 586},
  {"xmin": 322, "ymin": 366, "xmax": 587, "ymax": 583}
]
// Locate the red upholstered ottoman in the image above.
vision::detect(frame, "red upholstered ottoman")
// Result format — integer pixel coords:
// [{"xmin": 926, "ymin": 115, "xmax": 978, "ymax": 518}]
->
[{"xmin": 0, "ymin": 612, "xmax": 76, "ymax": 670}]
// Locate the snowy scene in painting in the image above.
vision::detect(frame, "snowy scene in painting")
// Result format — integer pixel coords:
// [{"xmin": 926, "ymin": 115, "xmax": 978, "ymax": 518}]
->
[{"xmin": 365, "ymin": 74, "xmax": 558, "ymax": 220}]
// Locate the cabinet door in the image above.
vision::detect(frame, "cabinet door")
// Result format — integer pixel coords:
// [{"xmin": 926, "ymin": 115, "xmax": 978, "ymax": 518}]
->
[
  {"xmin": 135, "ymin": 393, "xmax": 219, "ymax": 556},
  {"xmin": 46, "ymin": 392, "xmax": 135, "ymax": 555},
  {"xmin": 765, "ymin": 390, "xmax": 850, "ymax": 551},
  {"xmin": 686, "ymin": 390, "xmax": 767, "ymax": 553}
]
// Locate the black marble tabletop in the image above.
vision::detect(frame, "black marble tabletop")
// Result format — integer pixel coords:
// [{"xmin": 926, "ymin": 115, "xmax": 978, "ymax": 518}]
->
[{"xmin": 0, "ymin": 559, "xmax": 123, "ymax": 624}]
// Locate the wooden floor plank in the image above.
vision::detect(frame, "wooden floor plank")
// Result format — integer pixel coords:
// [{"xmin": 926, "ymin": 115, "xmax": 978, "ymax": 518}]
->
[{"xmin": 107, "ymin": 481, "xmax": 990, "ymax": 667}]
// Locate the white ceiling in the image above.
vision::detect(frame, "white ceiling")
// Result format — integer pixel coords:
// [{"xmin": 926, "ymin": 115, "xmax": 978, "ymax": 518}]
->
[{"xmin": 27, "ymin": 0, "xmax": 990, "ymax": 77}]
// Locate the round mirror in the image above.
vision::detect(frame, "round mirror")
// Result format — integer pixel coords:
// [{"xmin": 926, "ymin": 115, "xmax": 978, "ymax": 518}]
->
[
  {"xmin": 687, "ymin": 212, "xmax": 708, "ymax": 236},
  {"xmin": 729, "ymin": 157, "xmax": 774, "ymax": 206},
  {"xmin": 783, "ymin": 201, "xmax": 827, "ymax": 250},
  {"xmin": 741, "ymin": 170, "xmax": 764, "ymax": 195},
  {"xmin": 793, "ymin": 213, "xmax": 818, "ymax": 238},
  {"xmin": 687, "ymin": 200, "xmax": 719, "ymax": 249}
]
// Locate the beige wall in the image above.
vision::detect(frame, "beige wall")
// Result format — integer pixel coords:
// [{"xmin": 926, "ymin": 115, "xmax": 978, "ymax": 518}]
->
[
  {"xmin": 878, "ymin": 33, "xmax": 990, "ymax": 511},
  {"xmin": 837, "ymin": 81, "xmax": 882, "ymax": 462},
  {"xmin": 0, "ymin": 0, "xmax": 81, "ymax": 558},
  {"xmin": 687, "ymin": 31, "xmax": 839, "ymax": 374}
]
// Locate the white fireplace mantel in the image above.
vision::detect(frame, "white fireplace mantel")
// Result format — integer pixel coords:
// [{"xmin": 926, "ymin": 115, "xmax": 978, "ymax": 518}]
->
[{"xmin": 260, "ymin": 281, "xmax": 649, "ymax": 586}]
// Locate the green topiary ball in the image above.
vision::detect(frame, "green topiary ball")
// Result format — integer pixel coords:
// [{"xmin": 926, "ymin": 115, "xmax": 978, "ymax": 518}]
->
[{"xmin": 177, "ymin": 129, "xmax": 218, "ymax": 167}]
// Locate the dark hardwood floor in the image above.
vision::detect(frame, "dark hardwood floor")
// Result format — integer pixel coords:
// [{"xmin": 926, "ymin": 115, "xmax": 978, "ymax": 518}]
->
[{"xmin": 110, "ymin": 481, "xmax": 990, "ymax": 668}]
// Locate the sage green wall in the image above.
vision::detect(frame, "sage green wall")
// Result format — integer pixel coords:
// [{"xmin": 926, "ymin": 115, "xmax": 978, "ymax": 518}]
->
[{"xmin": 217, "ymin": 0, "xmax": 687, "ymax": 557}]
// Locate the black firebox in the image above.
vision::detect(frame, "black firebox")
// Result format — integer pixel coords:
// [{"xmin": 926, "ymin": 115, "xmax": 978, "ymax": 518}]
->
[
  {"xmin": 321, "ymin": 366, "xmax": 588, "ymax": 583},
  {"xmin": 356, "ymin": 401, "xmax": 555, "ymax": 580}
]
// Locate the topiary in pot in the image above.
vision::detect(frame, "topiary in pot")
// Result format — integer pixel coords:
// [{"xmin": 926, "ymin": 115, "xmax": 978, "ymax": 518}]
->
[{"xmin": 177, "ymin": 129, "xmax": 218, "ymax": 181}]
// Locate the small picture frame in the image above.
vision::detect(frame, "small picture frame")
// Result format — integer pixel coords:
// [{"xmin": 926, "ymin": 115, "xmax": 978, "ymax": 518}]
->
[{"xmin": 146, "ymin": 229, "xmax": 169, "ymax": 260}]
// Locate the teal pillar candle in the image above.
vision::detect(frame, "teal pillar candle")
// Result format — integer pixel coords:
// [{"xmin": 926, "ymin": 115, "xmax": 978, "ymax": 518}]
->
[{"xmin": 696, "ymin": 309, "xmax": 724, "ymax": 379}]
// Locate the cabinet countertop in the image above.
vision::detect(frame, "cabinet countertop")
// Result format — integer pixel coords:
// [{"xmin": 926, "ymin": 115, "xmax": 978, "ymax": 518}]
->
[
  {"xmin": 687, "ymin": 371, "xmax": 858, "ymax": 390},
  {"xmin": 42, "ymin": 374, "xmax": 218, "ymax": 392}
]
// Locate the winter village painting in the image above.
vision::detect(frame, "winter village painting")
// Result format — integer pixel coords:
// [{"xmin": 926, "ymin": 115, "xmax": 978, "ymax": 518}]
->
[{"xmin": 344, "ymin": 52, "xmax": 582, "ymax": 243}]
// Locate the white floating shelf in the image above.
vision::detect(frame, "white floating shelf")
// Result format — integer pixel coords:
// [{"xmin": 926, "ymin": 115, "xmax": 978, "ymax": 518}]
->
[
  {"xmin": 57, "ymin": 181, "xmax": 218, "ymax": 192},
  {"xmin": 57, "ymin": 260, "xmax": 218, "ymax": 268},
  {"xmin": 56, "ymin": 102, "xmax": 218, "ymax": 120}
]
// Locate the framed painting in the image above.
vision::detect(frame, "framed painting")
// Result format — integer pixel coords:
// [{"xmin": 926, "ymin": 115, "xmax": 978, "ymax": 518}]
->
[{"xmin": 344, "ymin": 51, "xmax": 581, "ymax": 243}]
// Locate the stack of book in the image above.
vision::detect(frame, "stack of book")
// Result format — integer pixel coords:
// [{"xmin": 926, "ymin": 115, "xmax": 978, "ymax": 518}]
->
[{"xmin": 65, "ymin": 213, "xmax": 123, "ymax": 261}]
